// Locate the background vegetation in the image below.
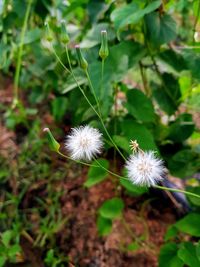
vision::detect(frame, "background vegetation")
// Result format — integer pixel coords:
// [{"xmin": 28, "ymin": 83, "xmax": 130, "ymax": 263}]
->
[{"xmin": 0, "ymin": 0, "xmax": 200, "ymax": 266}]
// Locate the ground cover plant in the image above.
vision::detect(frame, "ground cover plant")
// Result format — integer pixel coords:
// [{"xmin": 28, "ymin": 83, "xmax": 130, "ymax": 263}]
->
[{"xmin": 1, "ymin": 0, "xmax": 200, "ymax": 266}]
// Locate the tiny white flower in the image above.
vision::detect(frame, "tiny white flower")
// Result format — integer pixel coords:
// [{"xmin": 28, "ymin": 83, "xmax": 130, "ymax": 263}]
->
[
  {"xmin": 65, "ymin": 125, "xmax": 103, "ymax": 161},
  {"xmin": 125, "ymin": 151, "xmax": 165, "ymax": 187}
]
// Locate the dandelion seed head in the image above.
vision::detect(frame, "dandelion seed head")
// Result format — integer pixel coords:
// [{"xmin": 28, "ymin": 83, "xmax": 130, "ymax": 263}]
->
[
  {"xmin": 125, "ymin": 151, "xmax": 165, "ymax": 187},
  {"xmin": 65, "ymin": 125, "xmax": 103, "ymax": 161}
]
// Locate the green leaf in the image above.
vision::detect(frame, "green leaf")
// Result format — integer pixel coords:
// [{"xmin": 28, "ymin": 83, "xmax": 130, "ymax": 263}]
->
[
  {"xmin": 121, "ymin": 119, "xmax": 157, "ymax": 151},
  {"xmin": 165, "ymin": 226, "xmax": 178, "ymax": 241},
  {"xmin": 1, "ymin": 230, "xmax": 12, "ymax": 247},
  {"xmin": 111, "ymin": 1, "xmax": 161, "ymax": 31},
  {"xmin": 8, "ymin": 244, "xmax": 21, "ymax": 258},
  {"xmin": 125, "ymin": 89, "xmax": 155, "ymax": 122},
  {"xmin": 159, "ymin": 50, "xmax": 188, "ymax": 72},
  {"xmin": 51, "ymin": 97, "xmax": 69, "ymax": 122},
  {"xmin": 97, "ymin": 215, "xmax": 112, "ymax": 236},
  {"xmin": 88, "ymin": 41, "xmax": 145, "ymax": 117},
  {"xmin": 196, "ymin": 241, "xmax": 200, "ymax": 262},
  {"xmin": 127, "ymin": 242, "xmax": 140, "ymax": 251},
  {"xmin": 183, "ymin": 50, "xmax": 200, "ymax": 81},
  {"xmin": 167, "ymin": 113, "xmax": 194, "ymax": 142},
  {"xmin": 178, "ymin": 242, "xmax": 200, "ymax": 267},
  {"xmin": 145, "ymin": 12, "xmax": 176, "ymax": 46},
  {"xmin": 168, "ymin": 149, "xmax": 198, "ymax": 178},
  {"xmin": 23, "ymin": 28, "xmax": 41, "ymax": 44},
  {"xmin": 152, "ymin": 73, "xmax": 181, "ymax": 115},
  {"xmin": 61, "ymin": 68, "xmax": 87, "ymax": 94},
  {"xmin": 99, "ymin": 197, "xmax": 124, "ymax": 219},
  {"xmin": 84, "ymin": 159, "xmax": 109, "ymax": 188},
  {"xmin": 186, "ymin": 187, "xmax": 200, "ymax": 206},
  {"xmin": 0, "ymin": 256, "xmax": 6, "ymax": 267},
  {"xmin": 159, "ymin": 243, "xmax": 184, "ymax": 267},
  {"xmin": 120, "ymin": 178, "xmax": 148, "ymax": 196},
  {"xmin": 80, "ymin": 23, "xmax": 115, "ymax": 48},
  {"xmin": 175, "ymin": 213, "xmax": 200, "ymax": 237},
  {"xmin": 112, "ymin": 135, "xmax": 131, "ymax": 154}
]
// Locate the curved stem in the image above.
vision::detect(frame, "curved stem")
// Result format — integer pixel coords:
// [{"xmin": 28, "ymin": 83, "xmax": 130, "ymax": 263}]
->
[
  {"xmin": 57, "ymin": 151, "xmax": 200, "ymax": 200},
  {"xmin": 154, "ymin": 184, "xmax": 200, "ymax": 199},
  {"xmin": 64, "ymin": 46, "xmax": 126, "ymax": 161},
  {"xmin": 57, "ymin": 150, "xmax": 97, "ymax": 167},
  {"xmin": 94, "ymin": 159, "xmax": 123, "ymax": 179},
  {"xmin": 13, "ymin": 0, "xmax": 33, "ymax": 106}
]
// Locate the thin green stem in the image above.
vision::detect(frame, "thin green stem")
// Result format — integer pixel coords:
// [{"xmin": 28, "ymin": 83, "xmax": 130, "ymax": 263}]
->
[
  {"xmin": 57, "ymin": 150, "xmax": 96, "ymax": 167},
  {"xmin": 64, "ymin": 46, "xmax": 126, "ymax": 161},
  {"xmin": 13, "ymin": 0, "xmax": 33, "ymax": 106},
  {"xmin": 85, "ymin": 70, "xmax": 100, "ymax": 113},
  {"xmin": 154, "ymin": 185, "xmax": 200, "ymax": 199},
  {"xmin": 64, "ymin": 47, "xmax": 100, "ymax": 117},
  {"xmin": 94, "ymin": 159, "xmax": 123, "ymax": 179},
  {"xmin": 100, "ymin": 59, "xmax": 104, "ymax": 101},
  {"xmin": 51, "ymin": 45, "xmax": 70, "ymax": 73},
  {"xmin": 57, "ymin": 151, "xmax": 200, "ymax": 200}
]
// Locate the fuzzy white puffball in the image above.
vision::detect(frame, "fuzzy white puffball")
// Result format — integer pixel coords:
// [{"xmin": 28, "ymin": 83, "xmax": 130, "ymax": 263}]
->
[
  {"xmin": 65, "ymin": 125, "xmax": 103, "ymax": 161},
  {"xmin": 125, "ymin": 151, "xmax": 165, "ymax": 187}
]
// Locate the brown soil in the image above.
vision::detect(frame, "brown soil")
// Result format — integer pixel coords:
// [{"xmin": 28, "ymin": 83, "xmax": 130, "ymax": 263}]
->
[{"xmin": 59, "ymin": 167, "xmax": 176, "ymax": 267}]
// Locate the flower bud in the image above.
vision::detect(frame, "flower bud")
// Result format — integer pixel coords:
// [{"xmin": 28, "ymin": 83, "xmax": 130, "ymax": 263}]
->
[
  {"xmin": 43, "ymin": 128, "xmax": 60, "ymax": 152},
  {"xmin": 99, "ymin": 30, "xmax": 109, "ymax": 60},
  {"xmin": 60, "ymin": 21, "xmax": 70, "ymax": 44},
  {"xmin": 45, "ymin": 22, "xmax": 53, "ymax": 42},
  {"xmin": 75, "ymin": 45, "xmax": 88, "ymax": 70}
]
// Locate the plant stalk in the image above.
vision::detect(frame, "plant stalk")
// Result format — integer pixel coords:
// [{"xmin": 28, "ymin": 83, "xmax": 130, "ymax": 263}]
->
[{"xmin": 13, "ymin": 0, "xmax": 33, "ymax": 107}]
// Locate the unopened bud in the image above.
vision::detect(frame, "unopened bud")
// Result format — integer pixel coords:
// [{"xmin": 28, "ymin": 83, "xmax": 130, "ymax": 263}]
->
[
  {"xmin": 45, "ymin": 22, "xmax": 53, "ymax": 42},
  {"xmin": 99, "ymin": 30, "xmax": 109, "ymax": 60},
  {"xmin": 75, "ymin": 45, "xmax": 88, "ymax": 70},
  {"xmin": 43, "ymin": 128, "xmax": 60, "ymax": 152},
  {"xmin": 60, "ymin": 21, "xmax": 69, "ymax": 44}
]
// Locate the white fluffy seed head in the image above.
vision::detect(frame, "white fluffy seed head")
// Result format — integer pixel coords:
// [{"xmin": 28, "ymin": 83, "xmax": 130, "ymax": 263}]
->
[
  {"xmin": 65, "ymin": 125, "xmax": 103, "ymax": 161},
  {"xmin": 125, "ymin": 151, "xmax": 165, "ymax": 187}
]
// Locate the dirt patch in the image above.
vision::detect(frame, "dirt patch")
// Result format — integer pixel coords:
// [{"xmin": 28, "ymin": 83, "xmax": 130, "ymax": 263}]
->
[{"xmin": 60, "ymin": 170, "xmax": 176, "ymax": 267}]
